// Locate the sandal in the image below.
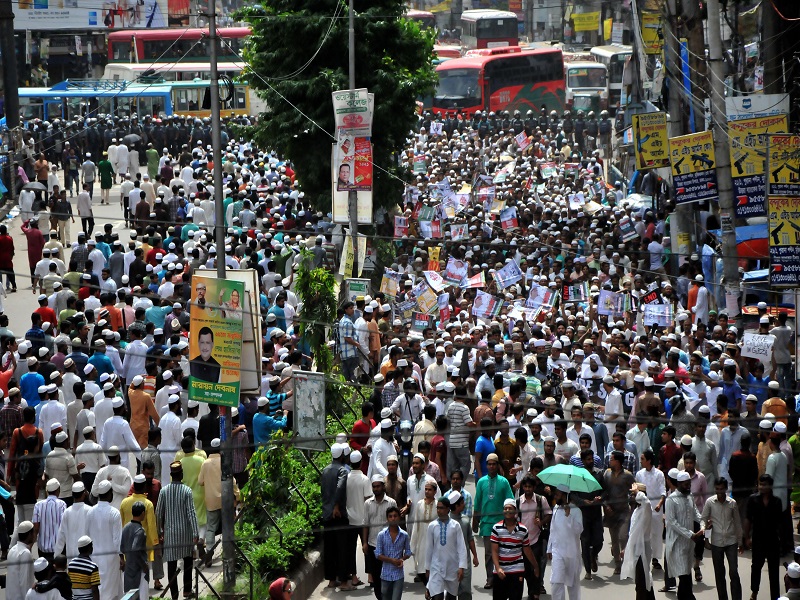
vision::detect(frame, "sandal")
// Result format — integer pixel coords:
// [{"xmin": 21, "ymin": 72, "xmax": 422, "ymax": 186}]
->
[{"xmin": 153, "ymin": 581, "xmax": 163, "ymax": 590}]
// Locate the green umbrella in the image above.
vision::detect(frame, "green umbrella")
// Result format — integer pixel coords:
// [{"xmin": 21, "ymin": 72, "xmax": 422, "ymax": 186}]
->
[{"xmin": 537, "ymin": 463, "xmax": 602, "ymax": 493}]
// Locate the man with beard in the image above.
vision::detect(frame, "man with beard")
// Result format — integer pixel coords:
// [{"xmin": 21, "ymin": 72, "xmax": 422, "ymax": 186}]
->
[
  {"xmin": 665, "ymin": 471, "xmax": 705, "ymax": 600},
  {"xmin": 547, "ymin": 484, "xmax": 583, "ymax": 600}
]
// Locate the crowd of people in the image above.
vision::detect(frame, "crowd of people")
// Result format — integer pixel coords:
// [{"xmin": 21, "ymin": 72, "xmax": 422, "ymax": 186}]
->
[{"xmin": 0, "ymin": 100, "xmax": 796, "ymax": 600}]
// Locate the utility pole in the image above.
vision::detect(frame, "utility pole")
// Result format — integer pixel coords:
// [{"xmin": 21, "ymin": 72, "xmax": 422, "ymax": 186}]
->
[
  {"xmin": 0, "ymin": 0, "xmax": 18, "ymax": 132},
  {"xmin": 762, "ymin": 0, "xmax": 780, "ymax": 95},
  {"xmin": 208, "ymin": 0, "xmax": 236, "ymax": 593},
  {"xmin": 707, "ymin": 0, "xmax": 739, "ymax": 293},
  {"xmin": 347, "ymin": 0, "xmax": 358, "ymax": 278}
]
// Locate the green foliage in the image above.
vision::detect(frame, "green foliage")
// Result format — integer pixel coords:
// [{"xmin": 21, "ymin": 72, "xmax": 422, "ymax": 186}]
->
[
  {"xmin": 294, "ymin": 249, "xmax": 337, "ymax": 373},
  {"xmin": 237, "ymin": 0, "xmax": 437, "ymax": 212}
]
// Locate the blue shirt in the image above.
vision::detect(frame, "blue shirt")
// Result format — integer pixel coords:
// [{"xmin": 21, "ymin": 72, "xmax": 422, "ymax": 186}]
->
[
  {"xmin": 722, "ymin": 380, "xmax": 744, "ymax": 411},
  {"xmin": 374, "ymin": 527, "xmax": 412, "ymax": 581},
  {"xmin": 252, "ymin": 412, "xmax": 287, "ymax": 445},
  {"xmin": 266, "ymin": 390, "xmax": 287, "ymax": 416},
  {"xmin": 88, "ymin": 353, "xmax": 115, "ymax": 379},
  {"xmin": 145, "ymin": 305, "xmax": 173, "ymax": 329},
  {"xmin": 20, "ymin": 371, "xmax": 45, "ymax": 409},
  {"xmin": 267, "ymin": 305, "xmax": 286, "ymax": 331},
  {"xmin": 474, "ymin": 435, "xmax": 495, "ymax": 478},
  {"xmin": 746, "ymin": 374, "xmax": 770, "ymax": 411}
]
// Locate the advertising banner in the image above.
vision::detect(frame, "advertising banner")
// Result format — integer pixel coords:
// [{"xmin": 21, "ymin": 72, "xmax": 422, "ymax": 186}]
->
[
  {"xmin": 189, "ymin": 275, "xmax": 245, "ymax": 407},
  {"xmin": 726, "ymin": 94, "xmax": 791, "ymax": 121},
  {"xmin": 768, "ymin": 195, "xmax": 800, "ymax": 287},
  {"xmin": 641, "ymin": 12, "xmax": 663, "ymax": 55},
  {"xmin": 632, "ymin": 112, "xmax": 670, "ymax": 170},
  {"xmin": 669, "ymin": 131, "xmax": 718, "ymax": 204},
  {"xmin": 572, "ymin": 11, "xmax": 600, "ymax": 32},
  {"xmin": 767, "ymin": 134, "xmax": 800, "ymax": 197},
  {"xmin": 332, "ymin": 88, "xmax": 373, "ymax": 137},
  {"xmin": 334, "ymin": 135, "xmax": 373, "ymax": 192},
  {"xmin": 12, "ymin": 0, "xmax": 174, "ymax": 30},
  {"xmin": 728, "ymin": 115, "xmax": 788, "ymax": 218}
]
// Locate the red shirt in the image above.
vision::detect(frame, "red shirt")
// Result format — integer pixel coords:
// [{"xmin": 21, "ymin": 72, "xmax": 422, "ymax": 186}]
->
[
  {"xmin": 35, "ymin": 307, "xmax": 57, "ymax": 329},
  {"xmin": 659, "ymin": 441, "xmax": 683, "ymax": 473},
  {"xmin": 350, "ymin": 418, "xmax": 375, "ymax": 451}
]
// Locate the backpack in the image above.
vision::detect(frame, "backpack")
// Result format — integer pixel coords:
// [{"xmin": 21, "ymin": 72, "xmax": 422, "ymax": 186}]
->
[{"xmin": 14, "ymin": 427, "xmax": 42, "ymax": 481}]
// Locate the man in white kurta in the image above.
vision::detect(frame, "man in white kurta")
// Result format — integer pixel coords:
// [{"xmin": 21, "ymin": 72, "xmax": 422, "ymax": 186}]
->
[
  {"xmin": 92, "ymin": 448, "xmax": 134, "ymax": 510},
  {"xmin": 547, "ymin": 485, "xmax": 584, "ymax": 600},
  {"xmin": 635, "ymin": 451, "xmax": 666, "ymax": 569},
  {"xmin": 620, "ymin": 488, "xmax": 653, "ymax": 594},
  {"xmin": 665, "ymin": 471, "xmax": 703, "ymax": 598},
  {"xmin": 425, "ymin": 495, "xmax": 468, "ymax": 599},
  {"xmin": 6, "ymin": 521, "xmax": 35, "ymax": 600},
  {"xmin": 54, "ymin": 482, "xmax": 92, "ymax": 558},
  {"xmin": 406, "ymin": 454, "xmax": 440, "ymax": 538},
  {"xmin": 159, "ymin": 395, "xmax": 183, "ymax": 479},
  {"xmin": 87, "ymin": 480, "xmax": 123, "ymax": 600}
]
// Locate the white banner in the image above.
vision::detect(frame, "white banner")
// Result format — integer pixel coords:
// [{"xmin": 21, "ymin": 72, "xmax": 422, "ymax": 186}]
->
[{"xmin": 741, "ymin": 332, "xmax": 775, "ymax": 360}]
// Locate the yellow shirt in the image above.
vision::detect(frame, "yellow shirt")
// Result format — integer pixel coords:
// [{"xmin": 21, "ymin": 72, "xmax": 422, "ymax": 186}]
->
[
  {"xmin": 119, "ymin": 493, "xmax": 159, "ymax": 560},
  {"xmin": 491, "ymin": 389, "xmax": 505, "ymax": 410},
  {"xmin": 198, "ymin": 454, "xmax": 240, "ymax": 512}
]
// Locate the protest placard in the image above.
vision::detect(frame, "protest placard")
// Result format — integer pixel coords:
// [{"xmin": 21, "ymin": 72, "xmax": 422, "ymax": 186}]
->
[{"xmin": 741, "ymin": 332, "xmax": 775, "ymax": 360}]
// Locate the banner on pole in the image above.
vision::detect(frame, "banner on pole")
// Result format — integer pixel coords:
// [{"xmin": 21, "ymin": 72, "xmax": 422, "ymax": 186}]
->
[
  {"xmin": 632, "ymin": 112, "xmax": 670, "ymax": 170},
  {"xmin": 669, "ymin": 131, "xmax": 718, "ymax": 204}
]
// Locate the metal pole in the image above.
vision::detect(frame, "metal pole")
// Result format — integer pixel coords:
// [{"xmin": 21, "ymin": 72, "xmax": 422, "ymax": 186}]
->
[
  {"xmin": 707, "ymin": 0, "xmax": 739, "ymax": 296},
  {"xmin": 0, "ymin": 0, "xmax": 19, "ymax": 132},
  {"xmin": 347, "ymin": 0, "xmax": 358, "ymax": 278},
  {"xmin": 208, "ymin": 0, "xmax": 236, "ymax": 594}
]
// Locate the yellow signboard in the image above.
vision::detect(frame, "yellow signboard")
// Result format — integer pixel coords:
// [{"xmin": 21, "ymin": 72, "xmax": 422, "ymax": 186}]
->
[
  {"xmin": 572, "ymin": 11, "xmax": 600, "ymax": 32},
  {"xmin": 641, "ymin": 12, "xmax": 663, "ymax": 55},
  {"xmin": 768, "ymin": 196, "xmax": 800, "ymax": 247},
  {"xmin": 603, "ymin": 18, "xmax": 612, "ymax": 41},
  {"xmin": 728, "ymin": 115, "xmax": 788, "ymax": 178},
  {"xmin": 669, "ymin": 131, "xmax": 715, "ymax": 175},
  {"xmin": 632, "ymin": 112, "xmax": 670, "ymax": 170},
  {"xmin": 767, "ymin": 134, "xmax": 800, "ymax": 187}
]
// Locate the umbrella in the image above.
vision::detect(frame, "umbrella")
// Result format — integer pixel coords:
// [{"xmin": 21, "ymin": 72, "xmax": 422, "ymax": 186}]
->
[
  {"xmin": 537, "ymin": 464, "xmax": 602, "ymax": 493},
  {"xmin": 22, "ymin": 181, "xmax": 47, "ymax": 192},
  {"xmin": 122, "ymin": 133, "xmax": 141, "ymax": 145}
]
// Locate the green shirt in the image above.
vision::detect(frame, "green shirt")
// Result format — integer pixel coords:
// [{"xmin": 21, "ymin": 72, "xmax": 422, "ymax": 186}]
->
[{"xmin": 474, "ymin": 474, "xmax": 513, "ymax": 537}]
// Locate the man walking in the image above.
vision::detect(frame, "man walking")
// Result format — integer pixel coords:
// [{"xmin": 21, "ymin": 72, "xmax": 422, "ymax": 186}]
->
[
  {"xmin": 620, "ymin": 484, "xmax": 655, "ymax": 600},
  {"xmin": 700, "ymin": 478, "xmax": 742, "ymax": 600},
  {"xmin": 87, "ymin": 479, "xmax": 123, "ymax": 600},
  {"xmin": 121, "ymin": 501, "xmax": 149, "ymax": 600},
  {"xmin": 425, "ymin": 495, "xmax": 468, "ymax": 600},
  {"xmin": 473, "ymin": 453, "xmax": 513, "ymax": 589},
  {"xmin": 603, "ymin": 451, "xmax": 634, "ymax": 574},
  {"xmin": 157, "ymin": 462, "xmax": 199, "ymax": 600},
  {"xmin": 665, "ymin": 471, "xmax": 705, "ymax": 600},
  {"xmin": 635, "ymin": 450, "xmax": 666, "ymax": 571},
  {"xmin": 322, "ymin": 443, "xmax": 353, "ymax": 590},
  {"xmin": 363, "ymin": 475, "xmax": 397, "ymax": 600},
  {"xmin": 491, "ymin": 498, "xmax": 539, "ymax": 600},
  {"xmin": 744, "ymin": 474, "xmax": 783, "ymax": 600},
  {"xmin": 375, "ymin": 506, "xmax": 412, "ymax": 600},
  {"xmin": 547, "ymin": 485, "xmax": 583, "ymax": 600}
]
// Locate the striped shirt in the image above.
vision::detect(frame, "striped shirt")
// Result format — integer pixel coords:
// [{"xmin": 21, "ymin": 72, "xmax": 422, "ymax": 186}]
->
[
  {"xmin": 68, "ymin": 555, "xmax": 100, "ymax": 600},
  {"xmin": 445, "ymin": 402, "xmax": 472, "ymax": 449},
  {"xmin": 490, "ymin": 520, "xmax": 529, "ymax": 574},
  {"xmin": 338, "ymin": 315, "xmax": 358, "ymax": 360},
  {"xmin": 374, "ymin": 526, "xmax": 412, "ymax": 582},
  {"xmin": 32, "ymin": 495, "xmax": 67, "ymax": 553}
]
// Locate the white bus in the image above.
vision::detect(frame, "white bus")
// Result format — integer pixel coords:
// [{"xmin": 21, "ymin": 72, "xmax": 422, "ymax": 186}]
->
[
  {"xmin": 590, "ymin": 45, "xmax": 632, "ymax": 111},
  {"xmin": 564, "ymin": 61, "xmax": 608, "ymax": 112}
]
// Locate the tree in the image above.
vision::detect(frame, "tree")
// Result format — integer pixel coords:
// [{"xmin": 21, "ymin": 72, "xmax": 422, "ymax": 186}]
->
[{"xmin": 238, "ymin": 0, "xmax": 436, "ymax": 213}]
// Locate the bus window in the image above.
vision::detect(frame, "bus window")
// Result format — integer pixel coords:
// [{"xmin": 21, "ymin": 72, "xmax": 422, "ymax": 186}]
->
[
  {"xmin": 113, "ymin": 42, "xmax": 131, "ymax": 62},
  {"xmin": 567, "ymin": 67, "xmax": 607, "ymax": 88},
  {"xmin": 476, "ymin": 18, "xmax": 517, "ymax": 40},
  {"xmin": 44, "ymin": 100, "xmax": 62, "ymax": 121},
  {"xmin": 20, "ymin": 98, "xmax": 44, "ymax": 122},
  {"xmin": 608, "ymin": 57, "xmax": 626, "ymax": 85},
  {"xmin": 117, "ymin": 97, "xmax": 132, "ymax": 118},
  {"xmin": 233, "ymin": 86, "xmax": 248, "ymax": 110},
  {"xmin": 435, "ymin": 69, "xmax": 481, "ymax": 102}
]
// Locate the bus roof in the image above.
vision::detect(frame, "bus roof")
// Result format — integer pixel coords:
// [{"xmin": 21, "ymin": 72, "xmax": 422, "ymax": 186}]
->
[
  {"xmin": 590, "ymin": 45, "xmax": 632, "ymax": 57},
  {"xmin": 461, "ymin": 9, "xmax": 518, "ymax": 20},
  {"xmin": 107, "ymin": 27, "xmax": 250, "ymax": 41},
  {"xmin": 19, "ymin": 85, "xmax": 173, "ymax": 99},
  {"xmin": 436, "ymin": 46, "xmax": 561, "ymax": 70},
  {"xmin": 104, "ymin": 62, "xmax": 242, "ymax": 74},
  {"xmin": 565, "ymin": 61, "xmax": 606, "ymax": 69},
  {"xmin": 406, "ymin": 9, "xmax": 434, "ymax": 17}
]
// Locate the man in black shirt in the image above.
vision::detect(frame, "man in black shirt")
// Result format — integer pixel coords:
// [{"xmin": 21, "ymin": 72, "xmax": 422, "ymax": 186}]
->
[{"xmin": 744, "ymin": 474, "xmax": 783, "ymax": 600}]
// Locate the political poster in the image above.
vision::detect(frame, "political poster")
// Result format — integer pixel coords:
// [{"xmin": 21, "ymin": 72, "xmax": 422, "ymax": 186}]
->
[
  {"xmin": 394, "ymin": 216, "xmax": 409, "ymax": 238},
  {"xmin": 416, "ymin": 285, "xmax": 439, "ymax": 315},
  {"xmin": 450, "ymin": 223, "xmax": 468, "ymax": 241},
  {"xmin": 540, "ymin": 162, "xmax": 557, "ymax": 179},
  {"xmin": 334, "ymin": 135, "xmax": 373, "ymax": 192},
  {"xmin": 642, "ymin": 303, "xmax": 673, "ymax": 327},
  {"xmin": 499, "ymin": 206, "xmax": 518, "ymax": 230},
  {"xmin": 572, "ymin": 11, "xmax": 600, "ymax": 31},
  {"xmin": 423, "ymin": 270, "xmax": 447, "ymax": 292},
  {"xmin": 562, "ymin": 282, "xmax": 589, "ymax": 303},
  {"xmin": 413, "ymin": 154, "xmax": 427, "ymax": 174},
  {"xmin": 430, "ymin": 121, "xmax": 443, "ymax": 136},
  {"xmin": 418, "ymin": 204, "xmax": 436, "ymax": 221},
  {"xmin": 332, "ymin": 88, "xmax": 373, "ymax": 138},
  {"xmin": 493, "ymin": 260, "xmax": 523, "ymax": 289},
  {"xmin": 461, "ymin": 271, "xmax": 486, "ymax": 289},
  {"xmin": 618, "ymin": 216, "xmax": 639, "ymax": 242},
  {"xmin": 411, "ymin": 311, "xmax": 435, "ymax": 332},
  {"xmin": 472, "ymin": 291, "xmax": 503, "ymax": 319},
  {"xmin": 728, "ymin": 114, "xmax": 788, "ymax": 218},
  {"xmin": 427, "ymin": 248, "xmax": 441, "ymax": 272},
  {"xmin": 380, "ymin": 269, "xmax": 402, "ymax": 298},
  {"xmin": 641, "ymin": 12, "xmax": 663, "ymax": 55},
  {"xmin": 418, "ymin": 220, "xmax": 442, "ymax": 239},
  {"xmin": 598, "ymin": 289, "xmax": 625, "ymax": 317},
  {"xmin": 669, "ymin": 131, "xmax": 718, "ymax": 204},
  {"xmin": 526, "ymin": 284, "xmax": 557, "ymax": 310},
  {"xmin": 632, "ymin": 112, "xmax": 670, "ymax": 170},
  {"xmin": 767, "ymin": 134, "xmax": 800, "ymax": 197},
  {"xmin": 516, "ymin": 131, "xmax": 531, "ymax": 151},
  {"xmin": 443, "ymin": 257, "xmax": 469, "ymax": 286},
  {"xmin": 437, "ymin": 293, "xmax": 451, "ymax": 327},
  {"xmin": 741, "ymin": 332, "xmax": 776, "ymax": 360},
  {"xmin": 189, "ymin": 275, "xmax": 245, "ymax": 407},
  {"xmin": 767, "ymin": 195, "xmax": 800, "ymax": 287}
]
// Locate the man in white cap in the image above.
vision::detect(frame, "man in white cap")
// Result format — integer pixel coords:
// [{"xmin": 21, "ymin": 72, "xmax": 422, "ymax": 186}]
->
[
  {"xmin": 7, "ymin": 520, "xmax": 35, "ymax": 600},
  {"xmin": 88, "ymin": 479, "xmax": 123, "ymax": 600},
  {"xmin": 100, "ymin": 395, "xmax": 142, "ymax": 471},
  {"xmin": 426, "ymin": 493, "xmax": 469, "ymax": 600},
  {"xmin": 665, "ymin": 470, "xmax": 705, "ymax": 600},
  {"xmin": 92, "ymin": 446, "xmax": 133, "ymax": 509},
  {"xmin": 75, "ymin": 425, "xmax": 106, "ymax": 492},
  {"xmin": 55, "ymin": 481, "xmax": 92, "ymax": 559},
  {"xmin": 321, "ymin": 443, "xmax": 354, "ymax": 590},
  {"xmin": 367, "ymin": 419, "xmax": 396, "ymax": 479},
  {"xmin": 198, "ymin": 438, "xmax": 239, "ymax": 568},
  {"xmin": 44, "ymin": 429, "xmax": 79, "ymax": 505},
  {"xmin": 39, "ymin": 393, "xmax": 67, "ymax": 448},
  {"xmin": 32, "ymin": 478, "xmax": 66, "ymax": 562},
  {"xmin": 344, "ymin": 449, "xmax": 371, "ymax": 584},
  {"xmin": 159, "ymin": 394, "xmax": 183, "ymax": 479},
  {"xmin": 362, "ymin": 474, "xmax": 397, "ymax": 598},
  {"xmin": 547, "ymin": 484, "xmax": 582, "ymax": 600}
]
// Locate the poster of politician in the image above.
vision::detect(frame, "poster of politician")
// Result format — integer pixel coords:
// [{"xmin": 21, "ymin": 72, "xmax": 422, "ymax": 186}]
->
[{"xmin": 189, "ymin": 275, "xmax": 246, "ymax": 407}]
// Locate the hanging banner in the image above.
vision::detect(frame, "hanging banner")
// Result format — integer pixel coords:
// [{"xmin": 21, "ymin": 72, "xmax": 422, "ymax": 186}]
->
[
  {"xmin": 726, "ymin": 94, "xmax": 791, "ymax": 121},
  {"xmin": 612, "ymin": 22, "xmax": 624, "ymax": 44},
  {"xmin": 669, "ymin": 131, "xmax": 718, "ymax": 204},
  {"xmin": 767, "ymin": 134, "xmax": 800, "ymax": 197},
  {"xmin": 729, "ymin": 115, "xmax": 788, "ymax": 218},
  {"xmin": 493, "ymin": 260, "xmax": 523, "ymax": 289},
  {"xmin": 189, "ymin": 275, "xmax": 245, "ymax": 407},
  {"xmin": 632, "ymin": 112, "xmax": 670, "ymax": 170},
  {"xmin": 768, "ymin": 195, "xmax": 800, "ymax": 287},
  {"xmin": 472, "ymin": 291, "xmax": 503, "ymax": 319},
  {"xmin": 331, "ymin": 145, "xmax": 373, "ymax": 224},
  {"xmin": 641, "ymin": 12, "xmax": 663, "ymax": 55},
  {"xmin": 332, "ymin": 88, "xmax": 373, "ymax": 138},
  {"xmin": 603, "ymin": 18, "xmax": 612, "ymax": 42},
  {"xmin": 572, "ymin": 11, "xmax": 600, "ymax": 31},
  {"xmin": 334, "ymin": 135, "xmax": 373, "ymax": 192}
]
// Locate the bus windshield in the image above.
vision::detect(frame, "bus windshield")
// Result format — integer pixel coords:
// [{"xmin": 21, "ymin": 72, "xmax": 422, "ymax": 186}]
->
[
  {"xmin": 567, "ymin": 67, "xmax": 607, "ymax": 88},
  {"xmin": 477, "ymin": 18, "xmax": 517, "ymax": 40},
  {"xmin": 435, "ymin": 68, "xmax": 481, "ymax": 104}
]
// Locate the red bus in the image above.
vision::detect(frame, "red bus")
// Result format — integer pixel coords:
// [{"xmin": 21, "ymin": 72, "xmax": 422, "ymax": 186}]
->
[
  {"xmin": 406, "ymin": 9, "xmax": 437, "ymax": 31},
  {"xmin": 432, "ymin": 46, "xmax": 565, "ymax": 116},
  {"xmin": 460, "ymin": 9, "xmax": 519, "ymax": 51},
  {"xmin": 107, "ymin": 27, "xmax": 250, "ymax": 64}
]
